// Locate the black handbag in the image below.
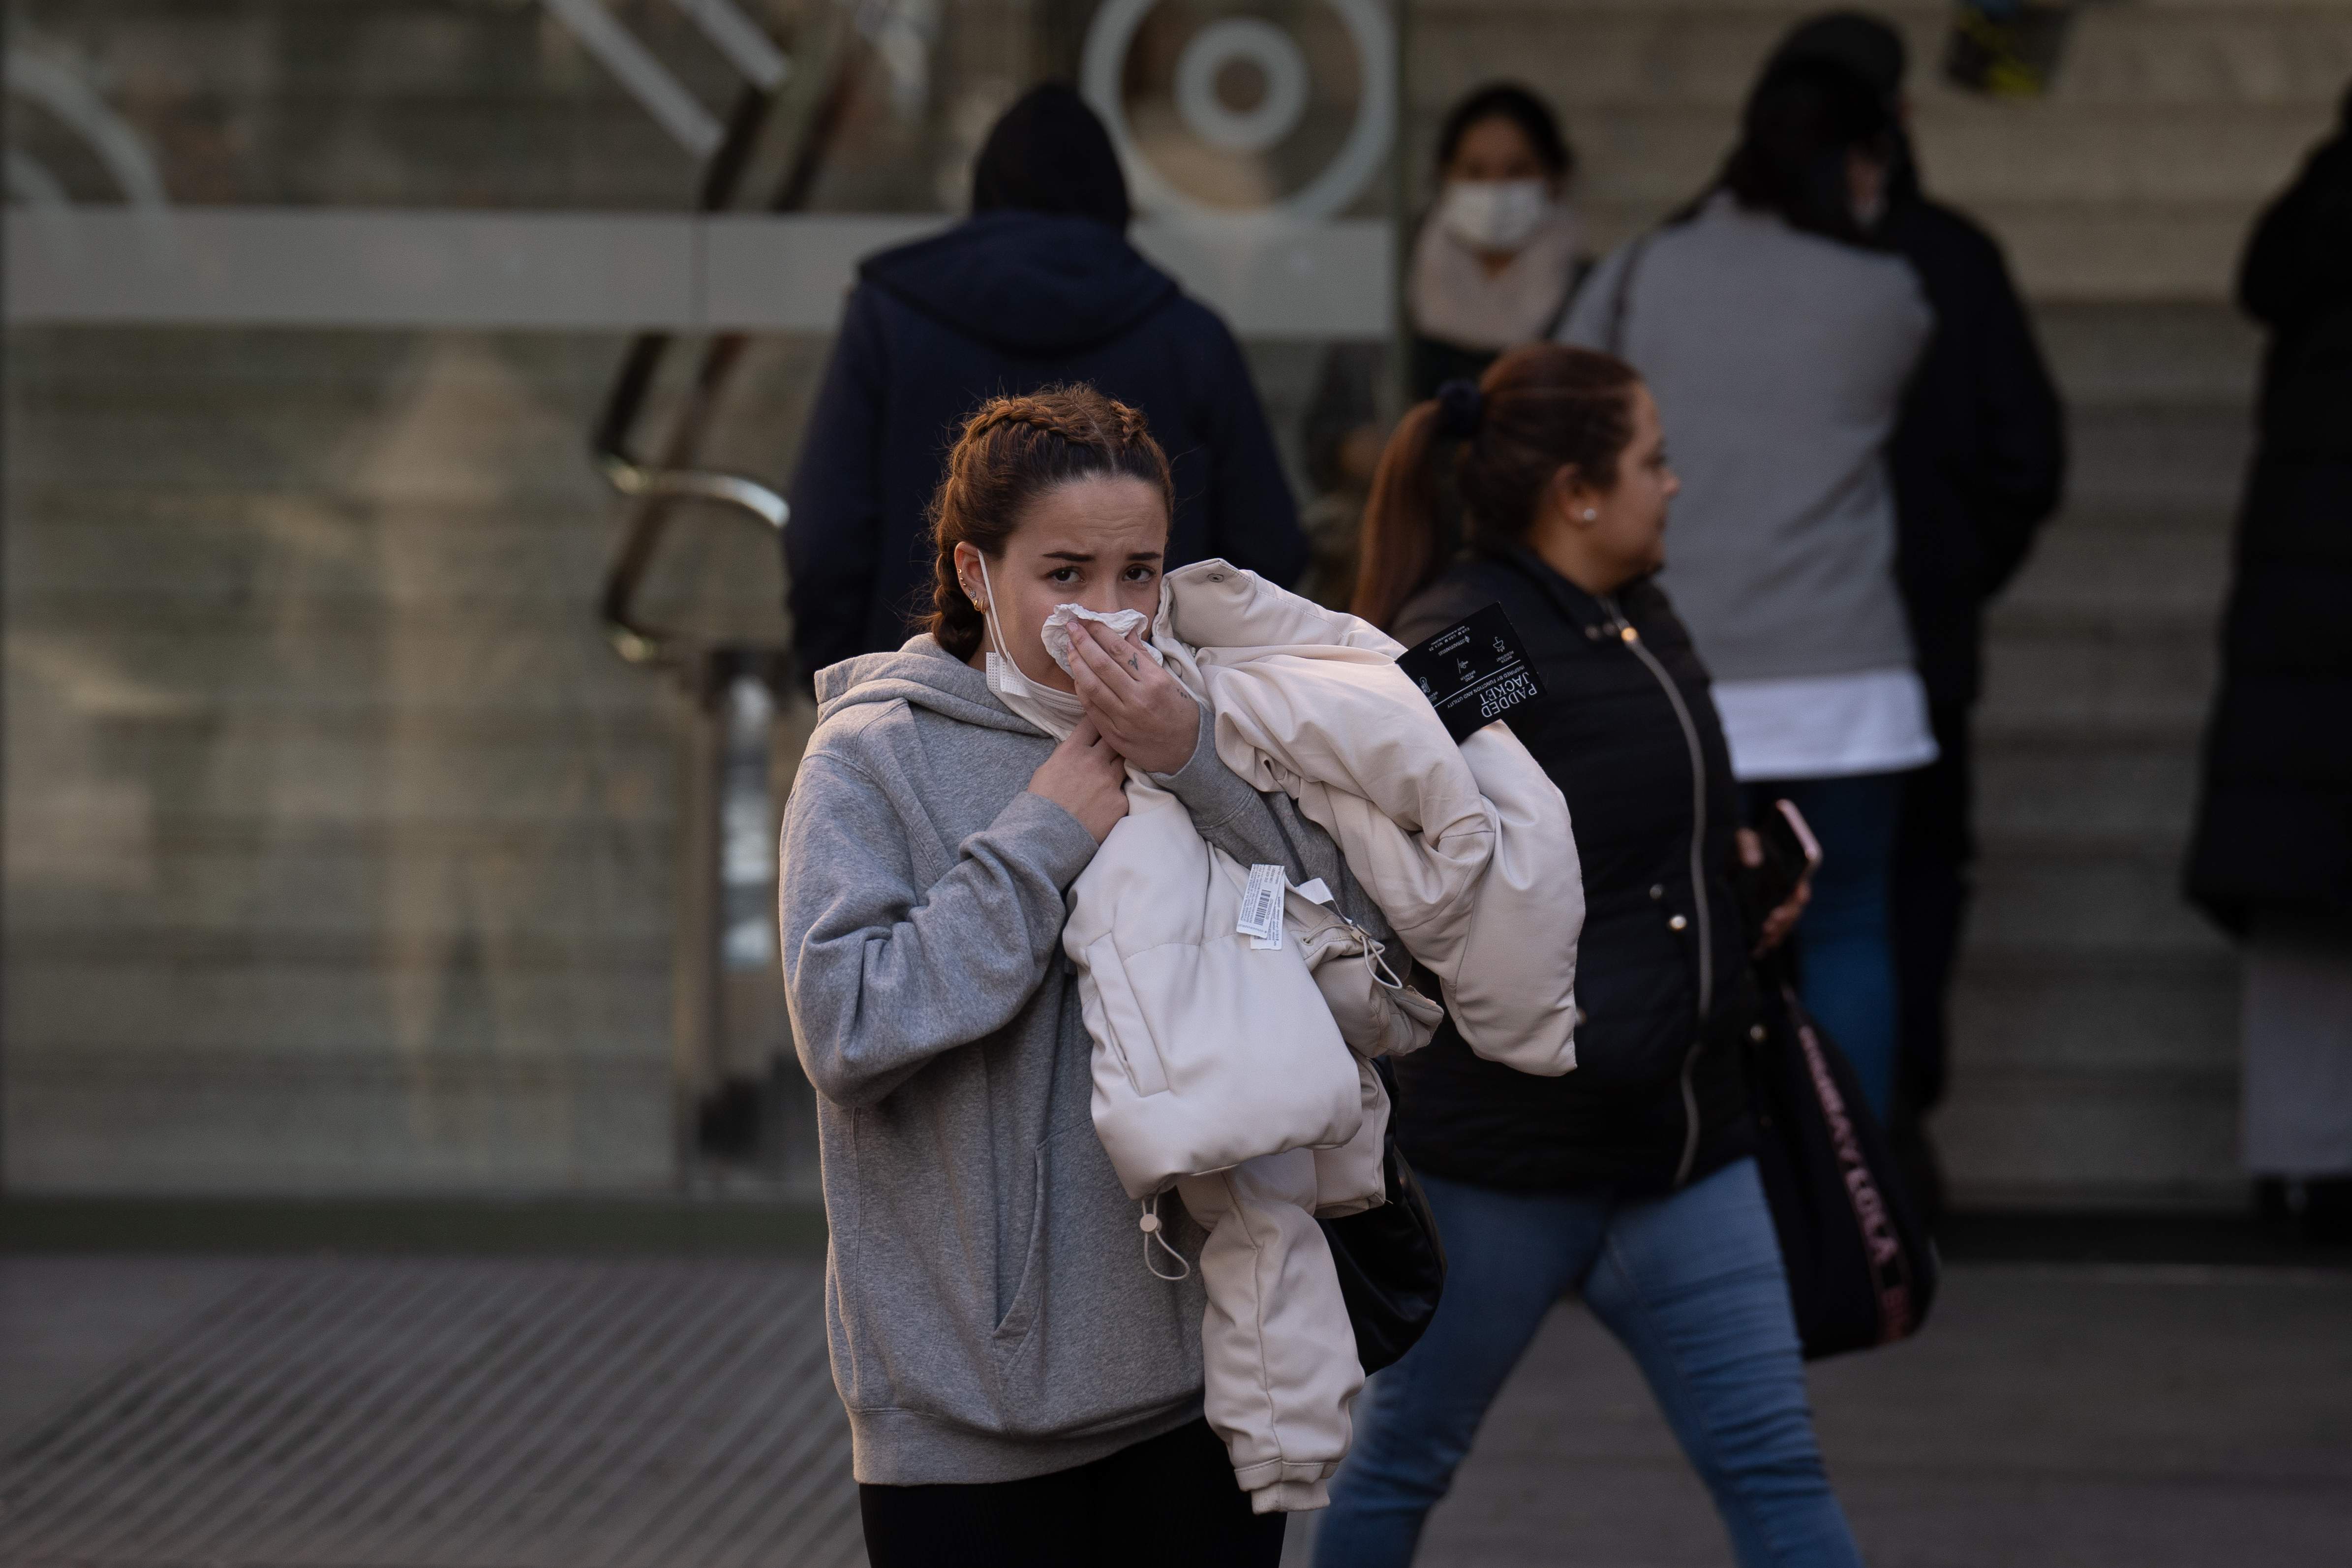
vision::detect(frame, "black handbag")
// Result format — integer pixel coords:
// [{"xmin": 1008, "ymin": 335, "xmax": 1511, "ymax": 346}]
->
[
  {"xmin": 1745, "ymin": 961, "xmax": 1939, "ymax": 1359},
  {"xmin": 1318, "ymin": 1059, "xmax": 1447, "ymax": 1374}
]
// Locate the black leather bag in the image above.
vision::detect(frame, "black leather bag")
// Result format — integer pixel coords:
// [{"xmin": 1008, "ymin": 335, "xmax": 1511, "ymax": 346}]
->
[
  {"xmin": 1318, "ymin": 1061, "xmax": 1447, "ymax": 1374},
  {"xmin": 1745, "ymin": 963, "xmax": 1939, "ymax": 1360}
]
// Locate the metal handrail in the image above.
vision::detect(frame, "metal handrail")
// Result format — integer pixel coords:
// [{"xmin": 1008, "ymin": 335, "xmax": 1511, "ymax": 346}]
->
[
  {"xmin": 593, "ymin": 448, "xmax": 788, "ymax": 665},
  {"xmin": 591, "ymin": 2, "xmax": 868, "ymax": 672}
]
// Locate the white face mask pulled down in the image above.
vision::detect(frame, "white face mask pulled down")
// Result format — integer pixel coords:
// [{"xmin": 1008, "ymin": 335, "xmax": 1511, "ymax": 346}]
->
[
  {"xmin": 1435, "ymin": 178, "xmax": 1556, "ymax": 255},
  {"xmin": 975, "ymin": 556, "xmax": 1161, "ymax": 740}
]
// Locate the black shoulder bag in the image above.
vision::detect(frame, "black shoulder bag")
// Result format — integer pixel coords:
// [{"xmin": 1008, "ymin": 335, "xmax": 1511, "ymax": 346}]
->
[
  {"xmin": 1744, "ymin": 952, "xmax": 1940, "ymax": 1359},
  {"xmin": 1318, "ymin": 1056, "xmax": 1447, "ymax": 1374}
]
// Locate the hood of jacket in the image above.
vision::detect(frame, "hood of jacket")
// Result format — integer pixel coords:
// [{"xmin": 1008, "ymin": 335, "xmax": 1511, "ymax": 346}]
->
[
  {"xmin": 860, "ymin": 210, "xmax": 1182, "ymax": 357},
  {"xmin": 814, "ymin": 635, "xmax": 1047, "ymax": 738}
]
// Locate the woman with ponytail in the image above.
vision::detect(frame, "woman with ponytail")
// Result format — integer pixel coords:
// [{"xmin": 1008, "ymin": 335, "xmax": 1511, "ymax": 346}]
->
[
  {"xmin": 1316, "ymin": 346, "xmax": 1863, "ymax": 1568},
  {"xmin": 779, "ymin": 386, "xmax": 1309, "ymax": 1566}
]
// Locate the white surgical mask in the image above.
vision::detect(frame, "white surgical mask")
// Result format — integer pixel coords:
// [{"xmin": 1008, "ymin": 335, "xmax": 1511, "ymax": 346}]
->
[
  {"xmin": 1436, "ymin": 178, "xmax": 1555, "ymax": 254},
  {"xmin": 975, "ymin": 557, "xmax": 1087, "ymax": 738}
]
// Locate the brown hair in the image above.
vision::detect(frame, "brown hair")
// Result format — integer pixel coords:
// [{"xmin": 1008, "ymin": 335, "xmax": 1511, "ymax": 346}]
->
[
  {"xmin": 922, "ymin": 385, "xmax": 1174, "ymax": 659},
  {"xmin": 1353, "ymin": 344, "xmax": 1642, "ymax": 631}
]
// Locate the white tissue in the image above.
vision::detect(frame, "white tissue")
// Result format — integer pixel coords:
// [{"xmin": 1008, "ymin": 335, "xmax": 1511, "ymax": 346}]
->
[{"xmin": 1039, "ymin": 603, "xmax": 1161, "ymax": 675}]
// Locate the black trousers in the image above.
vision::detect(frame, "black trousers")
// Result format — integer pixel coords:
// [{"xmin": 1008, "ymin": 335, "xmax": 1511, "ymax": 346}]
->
[
  {"xmin": 858, "ymin": 1417, "xmax": 1285, "ymax": 1568},
  {"xmin": 1889, "ymin": 700, "xmax": 1973, "ymax": 1220}
]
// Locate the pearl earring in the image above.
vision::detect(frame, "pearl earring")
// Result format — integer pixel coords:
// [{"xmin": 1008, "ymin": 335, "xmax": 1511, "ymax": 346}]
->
[{"xmin": 1582, "ymin": 508, "xmax": 1598, "ymax": 522}]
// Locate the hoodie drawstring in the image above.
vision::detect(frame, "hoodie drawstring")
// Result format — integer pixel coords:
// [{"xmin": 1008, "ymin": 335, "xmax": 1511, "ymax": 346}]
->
[{"xmin": 1139, "ymin": 1193, "xmax": 1191, "ymax": 1281}]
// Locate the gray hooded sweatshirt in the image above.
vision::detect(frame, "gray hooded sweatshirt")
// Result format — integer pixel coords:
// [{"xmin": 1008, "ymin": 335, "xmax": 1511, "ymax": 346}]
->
[{"xmin": 781, "ymin": 635, "xmax": 1378, "ymax": 1487}]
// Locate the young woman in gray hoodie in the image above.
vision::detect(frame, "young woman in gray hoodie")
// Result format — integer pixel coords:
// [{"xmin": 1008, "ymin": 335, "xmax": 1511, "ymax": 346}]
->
[{"xmin": 778, "ymin": 387, "xmax": 1374, "ymax": 1565}]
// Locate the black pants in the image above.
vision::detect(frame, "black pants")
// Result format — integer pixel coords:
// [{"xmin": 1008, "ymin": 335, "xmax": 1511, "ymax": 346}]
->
[
  {"xmin": 1889, "ymin": 700, "xmax": 1973, "ymax": 1220},
  {"xmin": 858, "ymin": 1417, "xmax": 1285, "ymax": 1568}
]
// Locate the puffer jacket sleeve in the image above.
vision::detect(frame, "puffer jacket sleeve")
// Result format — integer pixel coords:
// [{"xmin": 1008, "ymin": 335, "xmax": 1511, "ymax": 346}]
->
[{"xmin": 779, "ymin": 753, "xmax": 1100, "ymax": 1108}]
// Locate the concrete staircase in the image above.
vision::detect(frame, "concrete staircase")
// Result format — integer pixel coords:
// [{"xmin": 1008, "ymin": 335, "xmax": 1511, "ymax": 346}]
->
[
  {"xmin": 1418, "ymin": 0, "xmax": 2351, "ymax": 1208},
  {"xmin": 1950, "ymin": 302, "xmax": 2255, "ymax": 1207}
]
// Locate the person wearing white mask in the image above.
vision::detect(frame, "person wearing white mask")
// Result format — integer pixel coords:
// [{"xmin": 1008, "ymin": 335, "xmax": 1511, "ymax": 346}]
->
[
  {"xmin": 1295, "ymin": 84, "xmax": 1584, "ymax": 608},
  {"xmin": 780, "ymin": 386, "xmax": 1403, "ymax": 1566},
  {"xmin": 1410, "ymin": 83, "xmax": 1586, "ymax": 396}
]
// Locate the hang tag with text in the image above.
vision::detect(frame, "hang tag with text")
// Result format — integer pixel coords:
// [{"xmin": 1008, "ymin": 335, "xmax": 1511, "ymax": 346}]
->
[
  {"xmin": 1397, "ymin": 602, "xmax": 1544, "ymax": 742},
  {"xmin": 1238, "ymin": 863, "xmax": 1286, "ymax": 946}
]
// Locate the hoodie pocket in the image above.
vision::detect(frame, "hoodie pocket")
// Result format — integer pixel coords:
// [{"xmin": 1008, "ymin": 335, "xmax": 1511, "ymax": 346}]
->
[
  {"xmin": 995, "ymin": 1138, "xmax": 1050, "ymax": 1341},
  {"xmin": 1083, "ymin": 935, "xmax": 1170, "ymax": 1097},
  {"xmin": 988, "ymin": 1122, "xmax": 1203, "ymax": 1436}
]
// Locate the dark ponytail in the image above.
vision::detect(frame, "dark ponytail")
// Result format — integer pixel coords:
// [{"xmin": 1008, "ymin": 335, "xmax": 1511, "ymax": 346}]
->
[
  {"xmin": 922, "ymin": 386, "xmax": 1173, "ymax": 659},
  {"xmin": 1352, "ymin": 344, "xmax": 1641, "ymax": 631}
]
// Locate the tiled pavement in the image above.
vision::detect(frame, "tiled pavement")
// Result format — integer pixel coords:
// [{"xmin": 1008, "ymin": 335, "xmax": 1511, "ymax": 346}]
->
[{"xmin": 4, "ymin": 1257, "xmax": 2347, "ymax": 1568}]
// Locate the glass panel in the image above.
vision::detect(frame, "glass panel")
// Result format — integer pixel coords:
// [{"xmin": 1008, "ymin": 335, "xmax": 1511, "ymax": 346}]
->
[{"xmin": 3, "ymin": 0, "xmax": 1400, "ymax": 1197}]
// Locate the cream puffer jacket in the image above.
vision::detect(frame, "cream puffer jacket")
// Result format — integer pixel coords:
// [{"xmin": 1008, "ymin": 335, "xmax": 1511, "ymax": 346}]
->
[
  {"xmin": 1045, "ymin": 561, "xmax": 1585, "ymax": 1513},
  {"xmin": 1067, "ymin": 562, "xmax": 1583, "ymax": 1199}
]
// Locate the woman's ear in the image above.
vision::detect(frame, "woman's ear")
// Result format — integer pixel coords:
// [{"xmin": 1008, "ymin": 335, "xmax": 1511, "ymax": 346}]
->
[
  {"xmin": 953, "ymin": 542, "xmax": 986, "ymax": 612},
  {"xmin": 1552, "ymin": 465, "xmax": 1602, "ymax": 527}
]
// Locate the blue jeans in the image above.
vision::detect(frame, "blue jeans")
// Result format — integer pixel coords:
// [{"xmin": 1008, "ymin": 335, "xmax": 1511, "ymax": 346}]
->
[
  {"xmin": 1316, "ymin": 1161, "xmax": 1862, "ymax": 1568},
  {"xmin": 1749, "ymin": 773, "xmax": 1905, "ymax": 1120}
]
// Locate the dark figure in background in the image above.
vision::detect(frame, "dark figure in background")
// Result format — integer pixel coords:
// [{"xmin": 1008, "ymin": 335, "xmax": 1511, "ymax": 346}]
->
[
  {"xmin": 1772, "ymin": 13, "xmax": 2067, "ymax": 1217},
  {"xmin": 783, "ymin": 84, "xmax": 1306, "ymax": 679},
  {"xmin": 2185, "ymin": 84, "xmax": 2352, "ymax": 1246}
]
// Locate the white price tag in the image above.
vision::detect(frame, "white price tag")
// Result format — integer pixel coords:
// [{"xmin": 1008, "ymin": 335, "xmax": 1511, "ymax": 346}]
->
[{"xmin": 1237, "ymin": 863, "xmax": 1286, "ymax": 943}]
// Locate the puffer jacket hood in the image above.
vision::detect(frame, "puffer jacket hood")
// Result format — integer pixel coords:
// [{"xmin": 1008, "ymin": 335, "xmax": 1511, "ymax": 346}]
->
[
  {"xmin": 859, "ymin": 211, "xmax": 1182, "ymax": 358},
  {"xmin": 813, "ymin": 636, "xmax": 1039, "ymax": 738}
]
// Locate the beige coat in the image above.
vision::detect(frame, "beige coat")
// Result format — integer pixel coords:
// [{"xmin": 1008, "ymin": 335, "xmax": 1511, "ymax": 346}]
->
[
  {"xmin": 1128, "ymin": 560, "xmax": 1583, "ymax": 1090},
  {"xmin": 1044, "ymin": 562, "xmax": 1585, "ymax": 1513}
]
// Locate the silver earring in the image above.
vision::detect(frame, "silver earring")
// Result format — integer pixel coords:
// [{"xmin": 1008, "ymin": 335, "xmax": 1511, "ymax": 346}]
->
[{"xmin": 1581, "ymin": 508, "xmax": 1598, "ymax": 522}]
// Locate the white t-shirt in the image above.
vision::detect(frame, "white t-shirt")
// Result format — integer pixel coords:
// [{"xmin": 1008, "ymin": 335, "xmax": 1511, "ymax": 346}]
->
[{"xmin": 1710, "ymin": 667, "xmax": 1939, "ymax": 782}]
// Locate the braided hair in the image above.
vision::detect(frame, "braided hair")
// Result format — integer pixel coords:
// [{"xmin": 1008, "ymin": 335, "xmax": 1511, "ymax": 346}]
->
[{"xmin": 923, "ymin": 386, "xmax": 1174, "ymax": 659}]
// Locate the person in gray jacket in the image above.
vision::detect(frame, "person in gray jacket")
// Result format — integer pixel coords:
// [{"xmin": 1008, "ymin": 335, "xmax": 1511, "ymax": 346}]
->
[
  {"xmin": 778, "ymin": 386, "xmax": 1380, "ymax": 1566},
  {"xmin": 1559, "ymin": 55, "xmax": 1935, "ymax": 1120}
]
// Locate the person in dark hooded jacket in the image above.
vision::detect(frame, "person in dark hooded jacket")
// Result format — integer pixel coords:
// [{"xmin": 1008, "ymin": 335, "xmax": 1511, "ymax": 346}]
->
[
  {"xmin": 1770, "ymin": 13, "xmax": 2066, "ymax": 1212},
  {"xmin": 2185, "ymin": 84, "xmax": 2352, "ymax": 1243},
  {"xmin": 783, "ymin": 84, "xmax": 1307, "ymax": 679}
]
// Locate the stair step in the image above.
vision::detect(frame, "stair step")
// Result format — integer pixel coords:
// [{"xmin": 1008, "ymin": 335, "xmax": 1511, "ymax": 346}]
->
[
  {"xmin": 1978, "ymin": 624, "xmax": 2219, "ymax": 729},
  {"xmin": 2034, "ymin": 304, "xmax": 2261, "ymax": 405},
  {"xmin": 1965, "ymin": 850, "xmax": 2225, "ymax": 954},
  {"xmin": 2047, "ymin": 403, "xmax": 2254, "ymax": 507},
  {"xmin": 4, "ymin": 1050, "xmax": 674, "ymax": 1194},
  {"xmin": 1553, "ymin": 104, "xmax": 2333, "ymax": 204},
  {"xmin": 1948, "ymin": 953, "xmax": 2235, "ymax": 1073},
  {"xmin": 1972, "ymin": 742, "xmax": 2203, "ymax": 842},
  {"xmin": 1417, "ymin": 2, "xmax": 2349, "ymax": 110},
  {"xmin": 1998, "ymin": 519, "xmax": 2234, "ymax": 618},
  {"xmin": 1936, "ymin": 1066, "xmax": 2241, "ymax": 1210},
  {"xmin": 6, "ymin": 962, "xmax": 672, "ymax": 1057},
  {"xmin": 11, "ymin": 856, "xmax": 675, "ymax": 939}
]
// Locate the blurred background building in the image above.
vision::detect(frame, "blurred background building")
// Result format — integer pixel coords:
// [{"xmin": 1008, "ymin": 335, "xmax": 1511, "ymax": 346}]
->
[{"xmin": 5, "ymin": 0, "xmax": 2351, "ymax": 1217}]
